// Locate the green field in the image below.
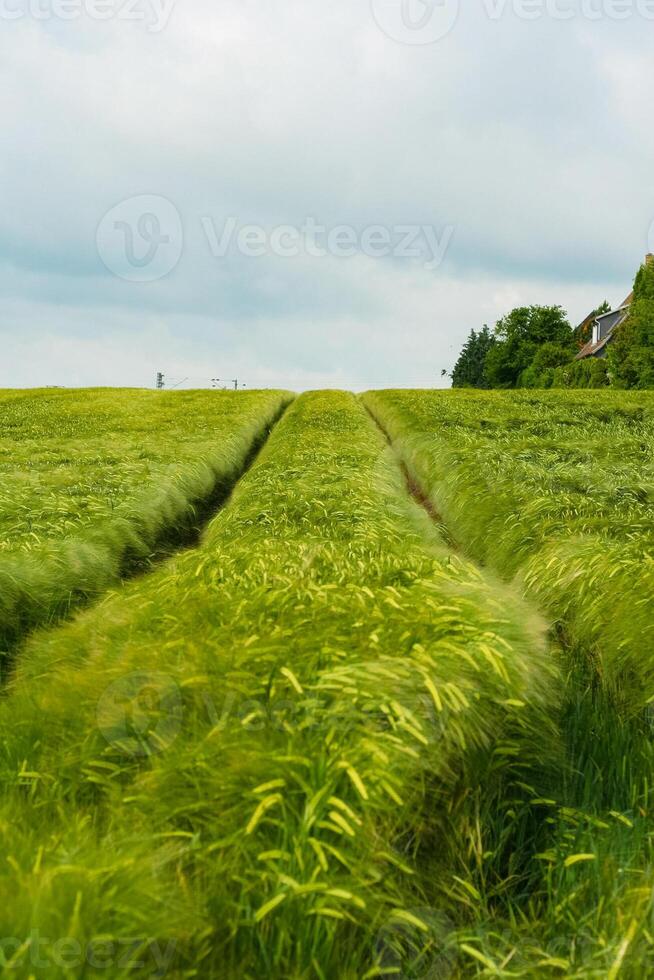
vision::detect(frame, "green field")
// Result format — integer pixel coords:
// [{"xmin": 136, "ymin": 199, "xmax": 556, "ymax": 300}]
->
[
  {"xmin": 0, "ymin": 388, "xmax": 290, "ymax": 657},
  {"xmin": 363, "ymin": 389, "xmax": 654, "ymax": 703},
  {"xmin": 1, "ymin": 389, "xmax": 652, "ymax": 977}
]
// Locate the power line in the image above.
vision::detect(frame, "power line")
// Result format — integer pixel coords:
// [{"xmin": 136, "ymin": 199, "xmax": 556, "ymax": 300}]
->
[{"xmin": 156, "ymin": 373, "xmax": 245, "ymax": 391}]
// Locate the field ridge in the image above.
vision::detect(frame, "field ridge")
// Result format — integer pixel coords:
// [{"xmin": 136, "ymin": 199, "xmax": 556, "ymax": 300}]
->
[{"xmin": 0, "ymin": 392, "xmax": 292, "ymax": 668}]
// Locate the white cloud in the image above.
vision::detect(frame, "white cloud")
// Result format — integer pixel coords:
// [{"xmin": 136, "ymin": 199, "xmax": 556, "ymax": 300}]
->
[
  {"xmin": 0, "ymin": 260, "xmax": 619, "ymax": 389},
  {"xmin": 1, "ymin": 0, "xmax": 652, "ymax": 388}
]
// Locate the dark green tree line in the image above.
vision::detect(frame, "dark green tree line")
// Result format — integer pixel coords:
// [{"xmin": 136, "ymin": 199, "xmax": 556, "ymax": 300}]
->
[
  {"xmin": 451, "ymin": 326, "xmax": 495, "ymax": 388},
  {"xmin": 449, "ymin": 260, "xmax": 654, "ymax": 390}
]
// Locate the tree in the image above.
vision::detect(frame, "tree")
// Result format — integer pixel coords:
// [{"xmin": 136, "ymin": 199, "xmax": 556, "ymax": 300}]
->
[
  {"xmin": 520, "ymin": 341, "xmax": 579, "ymax": 388},
  {"xmin": 552, "ymin": 357, "xmax": 609, "ymax": 389},
  {"xmin": 609, "ymin": 259, "xmax": 654, "ymax": 388},
  {"xmin": 485, "ymin": 306, "xmax": 575, "ymax": 389},
  {"xmin": 451, "ymin": 326, "xmax": 495, "ymax": 388}
]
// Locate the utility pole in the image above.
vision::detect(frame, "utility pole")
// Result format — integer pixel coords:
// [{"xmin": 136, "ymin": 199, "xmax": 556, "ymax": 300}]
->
[
  {"xmin": 156, "ymin": 372, "xmax": 165, "ymax": 390},
  {"xmin": 210, "ymin": 378, "xmax": 244, "ymax": 390}
]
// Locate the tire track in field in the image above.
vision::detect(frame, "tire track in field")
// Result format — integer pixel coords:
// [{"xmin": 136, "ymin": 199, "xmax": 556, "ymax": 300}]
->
[
  {"xmin": 129, "ymin": 397, "xmax": 291, "ymax": 563},
  {"xmin": 363, "ymin": 397, "xmax": 586, "ymax": 944},
  {"xmin": 365, "ymin": 396, "xmax": 654, "ymax": 968},
  {"xmin": 1, "ymin": 399, "xmax": 292, "ymax": 679},
  {"xmin": 364, "ymin": 401, "xmax": 462, "ymax": 555}
]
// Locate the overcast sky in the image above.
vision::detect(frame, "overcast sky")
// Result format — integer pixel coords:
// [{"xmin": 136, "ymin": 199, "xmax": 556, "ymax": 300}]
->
[{"xmin": 1, "ymin": 0, "xmax": 653, "ymax": 390}]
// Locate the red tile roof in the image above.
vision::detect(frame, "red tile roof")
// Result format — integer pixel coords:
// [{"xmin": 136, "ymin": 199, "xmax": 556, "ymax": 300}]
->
[{"xmin": 575, "ymin": 336, "xmax": 610, "ymax": 360}]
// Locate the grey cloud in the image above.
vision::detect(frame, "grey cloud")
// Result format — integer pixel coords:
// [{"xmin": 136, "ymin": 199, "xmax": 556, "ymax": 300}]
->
[{"xmin": 1, "ymin": 0, "xmax": 652, "ymax": 387}]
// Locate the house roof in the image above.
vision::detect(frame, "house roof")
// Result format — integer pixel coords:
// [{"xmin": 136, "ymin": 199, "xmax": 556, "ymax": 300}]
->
[
  {"xmin": 575, "ymin": 336, "xmax": 611, "ymax": 360},
  {"xmin": 596, "ymin": 303, "xmax": 630, "ymax": 322},
  {"xmin": 575, "ymin": 307, "xmax": 629, "ymax": 359},
  {"xmin": 575, "ymin": 309, "xmax": 597, "ymax": 337},
  {"xmin": 574, "ymin": 254, "xmax": 653, "ymax": 360}
]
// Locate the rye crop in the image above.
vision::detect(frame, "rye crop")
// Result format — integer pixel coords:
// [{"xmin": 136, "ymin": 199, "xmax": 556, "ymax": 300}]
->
[
  {"xmin": 0, "ymin": 391, "xmax": 558, "ymax": 978},
  {"xmin": 0, "ymin": 388, "xmax": 290, "ymax": 659},
  {"xmin": 364, "ymin": 388, "xmax": 654, "ymax": 974},
  {"xmin": 363, "ymin": 388, "xmax": 654, "ymax": 705}
]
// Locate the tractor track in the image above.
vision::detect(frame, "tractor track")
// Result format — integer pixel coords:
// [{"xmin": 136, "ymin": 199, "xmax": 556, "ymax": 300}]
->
[
  {"xmin": 364, "ymin": 400, "xmax": 462, "ymax": 555},
  {"xmin": 1, "ymin": 398, "xmax": 291, "ymax": 680}
]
